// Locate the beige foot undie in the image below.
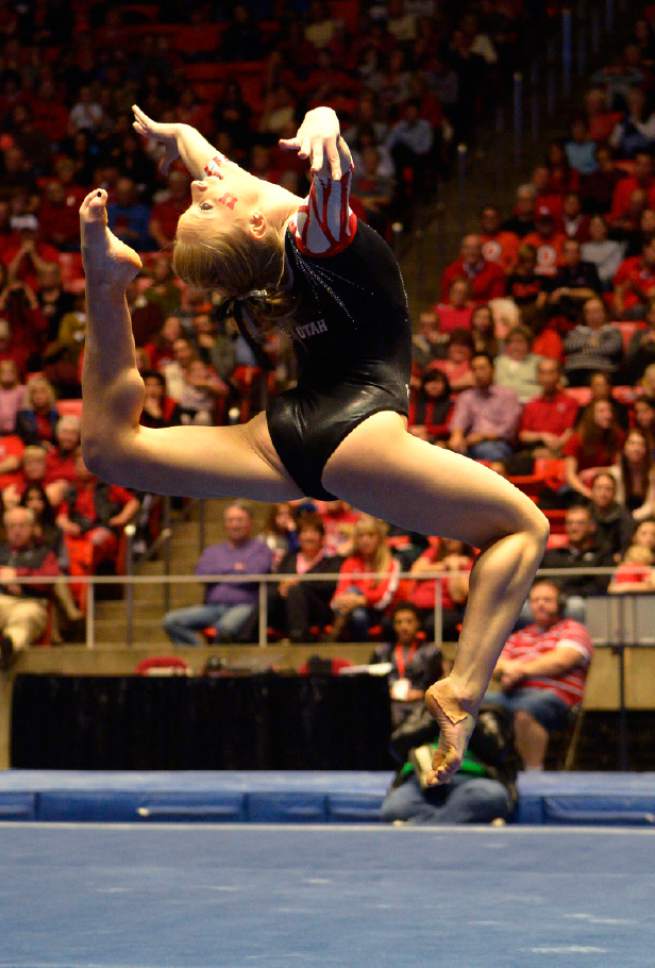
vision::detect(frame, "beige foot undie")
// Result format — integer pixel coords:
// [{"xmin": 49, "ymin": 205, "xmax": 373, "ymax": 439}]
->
[
  {"xmin": 79, "ymin": 189, "xmax": 143, "ymax": 289},
  {"xmin": 424, "ymin": 678, "xmax": 476, "ymax": 786}
]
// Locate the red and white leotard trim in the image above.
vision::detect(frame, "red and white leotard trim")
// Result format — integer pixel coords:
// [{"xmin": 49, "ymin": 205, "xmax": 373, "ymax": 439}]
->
[{"xmin": 290, "ymin": 169, "xmax": 357, "ymax": 258}]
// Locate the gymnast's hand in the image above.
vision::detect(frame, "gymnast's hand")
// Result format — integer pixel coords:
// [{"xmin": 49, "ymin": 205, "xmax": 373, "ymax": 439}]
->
[
  {"xmin": 279, "ymin": 107, "xmax": 353, "ymax": 180},
  {"xmin": 131, "ymin": 104, "xmax": 180, "ymax": 176}
]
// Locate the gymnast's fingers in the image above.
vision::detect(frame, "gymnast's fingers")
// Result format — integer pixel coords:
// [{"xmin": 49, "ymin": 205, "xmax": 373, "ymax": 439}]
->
[
  {"xmin": 278, "ymin": 137, "xmax": 300, "ymax": 152},
  {"xmin": 338, "ymin": 136, "xmax": 354, "ymax": 171},
  {"xmin": 326, "ymin": 139, "xmax": 342, "ymax": 180},
  {"xmin": 298, "ymin": 137, "xmax": 312, "ymax": 160},
  {"xmin": 310, "ymin": 136, "xmax": 324, "ymax": 174},
  {"xmin": 132, "ymin": 104, "xmax": 155, "ymax": 131}
]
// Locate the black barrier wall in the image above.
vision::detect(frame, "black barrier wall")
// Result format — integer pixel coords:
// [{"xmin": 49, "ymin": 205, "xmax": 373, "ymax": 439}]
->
[{"xmin": 11, "ymin": 674, "xmax": 393, "ymax": 771}]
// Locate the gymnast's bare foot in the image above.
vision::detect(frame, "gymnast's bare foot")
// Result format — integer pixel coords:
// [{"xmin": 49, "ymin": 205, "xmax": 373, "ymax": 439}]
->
[
  {"xmin": 424, "ymin": 677, "xmax": 476, "ymax": 786},
  {"xmin": 79, "ymin": 188, "xmax": 142, "ymax": 290}
]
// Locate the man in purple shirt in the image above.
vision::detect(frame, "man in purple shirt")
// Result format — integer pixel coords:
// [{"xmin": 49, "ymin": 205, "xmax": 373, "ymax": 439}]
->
[
  {"xmin": 163, "ymin": 501, "xmax": 273, "ymax": 644},
  {"xmin": 449, "ymin": 352, "xmax": 521, "ymax": 462}
]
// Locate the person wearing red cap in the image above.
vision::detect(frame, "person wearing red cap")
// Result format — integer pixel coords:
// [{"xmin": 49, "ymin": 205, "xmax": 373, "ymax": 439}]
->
[{"xmin": 440, "ymin": 234, "xmax": 506, "ymax": 305}]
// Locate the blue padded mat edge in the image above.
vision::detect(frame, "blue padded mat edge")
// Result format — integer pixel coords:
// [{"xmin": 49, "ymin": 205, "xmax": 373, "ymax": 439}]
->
[{"xmin": 0, "ymin": 770, "xmax": 654, "ymax": 824}]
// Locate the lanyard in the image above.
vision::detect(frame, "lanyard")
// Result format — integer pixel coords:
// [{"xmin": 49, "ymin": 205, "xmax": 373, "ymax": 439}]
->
[{"xmin": 395, "ymin": 641, "xmax": 418, "ymax": 680}]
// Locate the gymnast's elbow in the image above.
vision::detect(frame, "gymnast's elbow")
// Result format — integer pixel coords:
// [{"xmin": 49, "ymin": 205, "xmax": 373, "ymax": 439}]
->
[{"xmin": 82, "ymin": 428, "xmax": 139, "ymax": 485}]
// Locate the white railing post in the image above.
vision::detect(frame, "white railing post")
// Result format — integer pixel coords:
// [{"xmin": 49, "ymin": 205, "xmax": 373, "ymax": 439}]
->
[
  {"xmin": 125, "ymin": 523, "xmax": 135, "ymax": 648},
  {"xmin": 432, "ymin": 575, "xmax": 443, "ymax": 646},
  {"xmin": 86, "ymin": 579, "xmax": 95, "ymax": 650},
  {"xmin": 258, "ymin": 579, "xmax": 268, "ymax": 647}
]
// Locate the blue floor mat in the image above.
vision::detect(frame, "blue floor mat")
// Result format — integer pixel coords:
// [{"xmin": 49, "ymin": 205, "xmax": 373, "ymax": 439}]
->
[
  {"xmin": 1, "ymin": 770, "xmax": 655, "ymax": 825},
  {"xmin": 1, "ymin": 823, "xmax": 654, "ymax": 968}
]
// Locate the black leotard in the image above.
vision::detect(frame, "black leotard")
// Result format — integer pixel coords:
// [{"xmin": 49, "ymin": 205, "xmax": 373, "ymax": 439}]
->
[{"xmin": 266, "ymin": 220, "xmax": 412, "ymax": 499}]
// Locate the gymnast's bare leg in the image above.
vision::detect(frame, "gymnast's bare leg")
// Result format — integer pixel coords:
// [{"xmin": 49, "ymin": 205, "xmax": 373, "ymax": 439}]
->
[
  {"xmin": 79, "ymin": 190, "xmax": 302, "ymax": 502},
  {"xmin": 322, "ymin": 412, "xmax": 549, "ymax": 785}
]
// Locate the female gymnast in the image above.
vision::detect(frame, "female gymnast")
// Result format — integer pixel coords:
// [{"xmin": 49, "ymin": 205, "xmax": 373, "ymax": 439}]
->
[{"xmin": 79, "ymin": 104, "xmax": 549, "ymax": 785}]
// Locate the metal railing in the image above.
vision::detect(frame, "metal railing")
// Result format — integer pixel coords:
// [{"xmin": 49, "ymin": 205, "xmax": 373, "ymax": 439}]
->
[{"xmin": 6, "ymin": 564, "xmax": 649, "ymax": 650}]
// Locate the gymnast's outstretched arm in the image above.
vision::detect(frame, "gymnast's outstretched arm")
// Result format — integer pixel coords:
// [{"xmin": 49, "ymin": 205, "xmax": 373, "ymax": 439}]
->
[{"xmin": 132, "ymin": 104, "xmax": 239, "ymax": 180}]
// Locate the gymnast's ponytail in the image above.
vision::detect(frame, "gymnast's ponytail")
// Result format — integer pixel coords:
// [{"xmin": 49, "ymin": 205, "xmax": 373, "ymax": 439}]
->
[{"xmin": 172, "ymin": 219, "xmax": 296, "ymax": 327}]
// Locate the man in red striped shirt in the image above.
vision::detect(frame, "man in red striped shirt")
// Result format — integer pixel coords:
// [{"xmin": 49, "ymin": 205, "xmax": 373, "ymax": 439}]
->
[{"xmin": 488, "ymin": 579, "xmax": 593, "ymax": 770}]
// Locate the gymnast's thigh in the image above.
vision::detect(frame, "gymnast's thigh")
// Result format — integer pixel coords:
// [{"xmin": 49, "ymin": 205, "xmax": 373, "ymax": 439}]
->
[
  {"xmin": 321, "ymin": 411, "xmax": 542, "ymax": 546},
  {"xmin": 110, "ymin": 412, "xmax": 304, "ymax": 502}
]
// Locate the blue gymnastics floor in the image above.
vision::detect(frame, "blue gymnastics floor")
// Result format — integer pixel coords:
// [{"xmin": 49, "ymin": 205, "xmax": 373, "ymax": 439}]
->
[{"xmin": 1, "ymin": 823, "xmax": 654, "ymax": 968}]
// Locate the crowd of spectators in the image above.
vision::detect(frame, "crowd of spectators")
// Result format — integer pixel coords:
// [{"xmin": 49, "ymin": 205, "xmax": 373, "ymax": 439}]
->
[{"xmin": 0, "ymin": 0, "xmax": 553, "ymax": 653}]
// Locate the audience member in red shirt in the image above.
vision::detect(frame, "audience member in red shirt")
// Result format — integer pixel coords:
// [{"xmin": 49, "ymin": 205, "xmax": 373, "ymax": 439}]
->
[
  {"xmin": 44, "ymin": 414, "xmax": 81, "ymax": 505},
  {"xmin": 38, "ymin": 180, "xmax": 81, "ymax": 251},
  {"xmin": 407, "ymin": 537, "xmax": 474, "ymax": 640},
  {"xmin": 4, "ymin": 217, "xmax": 59, "ymax": 291},
  {"xmin": 478, "ymin": 204, "xmax": 519, "ymax": 271},
  {"xmin": 148, "ymin": 170, "xmax": 190, "ymax": 251},
  {"xmin": 583, "ymin": 86, "xmax": 622, "ymax": 144},
  {"xmin": 330, "ymin": 515, "xmax": 403, "ymax": 641},
  {"xmin": 56, "ymin": 453, "xmax": 139, "ymax": 609},
  {"xmin": 30, "ymin": 79, "xmax": 70, "ymax": 143},
  {"xmin": 2, "ymin": 444, "xmax": 57, "ymax": 509},
  {"xmin": 545, "ymin": 140, "xmax": 580, "ymax": 194},
  {"xmin": 608, "ymin": 544, "xmax": 655, "ymax": 593},
  {"xmin": 139, "ymin": 370, "xmax": 181, "ymax": 428},
  {"xmin": 531, "ymin": 165, "xmax": 564, "ymax": 221},
  {"xmin": 427, "ymin": 329, "xmax": 475, "ymax": 391},
  {"xmin": 561, "ymin": 192, "xmax": 590, "ymax": 242},
  {"xmin": 147, "ymin": 315, "xmax": 183, "ymax": 371},
  {"xmin": 580, "ymin": 144, "xmax": 625, "ymax": 215},
  {"xmin": 518, "ymin": 358, "xmax": 578, "ymax": 460},
  {"xmin": 524, "ymin": 207, "xmax": 567, "ymax": 277},
  {"xmin": 441, "ymin": 234, "xmax": 506, "ymax": 304},
  {"xmin": 408, "ymin": 370, "xmax": 455, "ymax": 443},
  {"xmin": 610, "ymin": 150, "xmax": 655, "ymax": 220},
  {"xmin": 613, "ymin": 237, "xmax": 655, "ymax": 316},
  {"xmin": 433, "ymin": 278, "xmax": 474, "ymax": 332},
  {"xmin": 0, "ymin": 281, "xmax": 47, "ymax": 363},
  {"xmin": 564, "ymin": 398, "xmax": 625, "ymax": 499}
]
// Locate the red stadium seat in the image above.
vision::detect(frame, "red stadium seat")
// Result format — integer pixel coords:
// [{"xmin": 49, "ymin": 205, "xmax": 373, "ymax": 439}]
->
[
  {"xmin": 57, "ymin": 399, "xmax": 83, "ymax": 418},
  {"xmin": 546, "ymin": 532, "xmax": 569, "ymax": 550},
  {"xmin": 565, "ymin": 387, "xmax": 592, "ymax": 407}
]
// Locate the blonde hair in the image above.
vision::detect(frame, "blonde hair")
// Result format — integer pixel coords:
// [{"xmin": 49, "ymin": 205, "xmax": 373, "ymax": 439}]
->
[
  {"xmin": 623, "ymin": 544, "xmax": 653, "ymax": 565},
  {"xmin": 26, "ymin": 375, "xmax": 56, "ymax": 409},
  {"xmin": 353, "ymin": 515, "xmax": 392, "ymax": 573},
  {"xmin": 23, "ymin": 446, "xmax": 46, "ymax": 464},
  {"xmin": 173, "ymin": 214, "xmax": 295, "ymax": 324}
]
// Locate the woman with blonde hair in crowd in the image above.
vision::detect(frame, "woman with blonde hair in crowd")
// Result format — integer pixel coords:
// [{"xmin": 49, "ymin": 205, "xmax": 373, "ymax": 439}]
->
[
  {"xmin": 79, "ymin": 104, "xmax": 548, "ymax": 784},
  {"xmin": 494, "ymin": 325, "xmax": 542, "ymax": 404},
  {"xmin": 330, "ymin": 515, "xmax": 402, "ymax": 641},
  {"xmin": 15, "ymin": 375, "xmax": 58, "ymax": 448}
]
